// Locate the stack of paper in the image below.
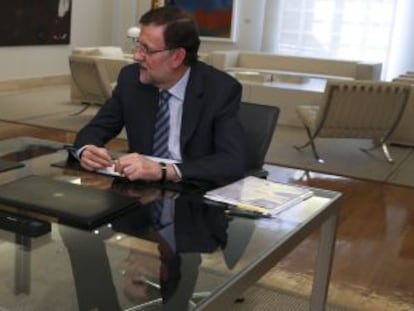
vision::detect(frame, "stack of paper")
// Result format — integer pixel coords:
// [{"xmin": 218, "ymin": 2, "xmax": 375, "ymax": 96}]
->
[{"xmin": 204, "ymin": 176, "xmax": 313, "ymax": 216}]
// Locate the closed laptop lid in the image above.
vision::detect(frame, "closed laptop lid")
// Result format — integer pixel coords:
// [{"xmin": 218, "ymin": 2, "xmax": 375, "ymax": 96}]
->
[
  {"xmin": 0, "ymin": 158, "xmax": 24, "ymax": 173},
  {"xmin": 0, "ymin": 175, "xmax": 138, "ymax": 229}
]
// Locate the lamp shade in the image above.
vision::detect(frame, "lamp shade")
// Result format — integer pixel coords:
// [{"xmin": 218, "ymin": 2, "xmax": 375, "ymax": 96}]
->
[{"xmin": 127, "ymin": 26, "xmax": 140, "ymax": 39}]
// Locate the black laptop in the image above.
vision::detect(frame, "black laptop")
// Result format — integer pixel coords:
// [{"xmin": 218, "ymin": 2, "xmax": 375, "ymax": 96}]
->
[
  {"xmin": 0, "ymin": 158, "xmax": 24, "ymax": 173},
  {"xmin": 0, "ymin": 175, "xmax": 138, "ymax": 229}
]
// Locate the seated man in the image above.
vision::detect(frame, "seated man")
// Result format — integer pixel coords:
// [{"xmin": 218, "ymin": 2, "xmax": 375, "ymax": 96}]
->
[{"xmin": 73, "ymin": 5, "xmax": 246, "ymax": 184}]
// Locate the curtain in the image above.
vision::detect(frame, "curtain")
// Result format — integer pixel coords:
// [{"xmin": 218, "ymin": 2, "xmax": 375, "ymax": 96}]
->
[{"xmin": 271, "ymin": 0, "xmax": 397, "ymax": 66}]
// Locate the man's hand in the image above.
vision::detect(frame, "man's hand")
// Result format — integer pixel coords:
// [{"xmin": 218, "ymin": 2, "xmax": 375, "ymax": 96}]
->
[
  {"xmin": 114, "ymin": 153, "xmax": 178, "ymax": 182},
  {"xmin": 80, "ymin": 145, "xmax": 113, "ymax": 171}
]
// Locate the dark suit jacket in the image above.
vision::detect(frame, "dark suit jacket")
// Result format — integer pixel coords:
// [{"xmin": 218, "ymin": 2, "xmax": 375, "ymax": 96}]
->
[{"xmin": 74, "ymin": 61, "xmax": 247, "ymax": 183}]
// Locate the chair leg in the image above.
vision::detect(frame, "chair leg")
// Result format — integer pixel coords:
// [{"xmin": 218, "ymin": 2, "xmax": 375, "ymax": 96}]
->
[
  {"xmin": 381, "ymin": 143, "xmax": 394, "ymax": 163},
  {"xmin": 297, "ymin": 170, "xmax": 312, "ymax": 181},
  {"xmin": 360, "ymin": 141, "xmax": 394, "ymax": 163},
  {"xmin": 294, "ymin": 126, "xmax": 325, "ymax": 163}
]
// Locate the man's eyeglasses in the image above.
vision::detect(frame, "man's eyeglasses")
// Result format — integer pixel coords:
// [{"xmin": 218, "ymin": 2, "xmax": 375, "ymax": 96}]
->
[{"xmin": 134, "ymin": 41, "xmax": 172, "ymax": 56}]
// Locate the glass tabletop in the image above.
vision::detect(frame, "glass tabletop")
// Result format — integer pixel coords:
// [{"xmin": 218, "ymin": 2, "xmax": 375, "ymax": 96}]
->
[{"xmin": 0, "ymin": 137, "xmax": 342, "ymax": 310}]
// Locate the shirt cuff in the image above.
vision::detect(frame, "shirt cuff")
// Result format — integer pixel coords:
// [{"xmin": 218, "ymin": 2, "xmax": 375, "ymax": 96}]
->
[
  {"xmin": 172, "ymin": 163, "xmax": 182, "ymax": 182},
  {"xmin": 73, "ymin": 145, "xmax": 89, "ymax": 160}
]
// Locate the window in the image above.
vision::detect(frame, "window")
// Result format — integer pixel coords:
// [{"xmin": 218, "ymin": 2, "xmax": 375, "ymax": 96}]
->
[{"xmin": 274, "ymin": 0, "xmax": 397, "ymax": 65}]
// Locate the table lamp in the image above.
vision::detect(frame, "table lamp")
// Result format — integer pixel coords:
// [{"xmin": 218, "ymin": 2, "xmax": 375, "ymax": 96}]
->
[{"xmin": 127, "ymin": 26, "xmax": 140, "ymax": 51}]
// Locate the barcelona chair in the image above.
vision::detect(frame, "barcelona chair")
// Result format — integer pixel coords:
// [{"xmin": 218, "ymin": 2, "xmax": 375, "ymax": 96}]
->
[{"xmin": 295, "ymin": 80, "xmax": 411, "ymax": 163}]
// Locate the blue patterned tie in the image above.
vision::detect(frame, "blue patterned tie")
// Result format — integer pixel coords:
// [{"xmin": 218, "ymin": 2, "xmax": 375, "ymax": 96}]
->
[{"xmin": 153, "ymin": 90, "xmax": 171, "ymax": 158}]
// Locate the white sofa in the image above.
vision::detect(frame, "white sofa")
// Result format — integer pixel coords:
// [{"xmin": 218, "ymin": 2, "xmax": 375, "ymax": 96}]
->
[
  {"xmin": 208, "ymin": 50, "xmax": 382, "ymax": 81},
  {"xmin": 69, "ymin": 46, "xmax": 134, "ymax": 106},
  {"xmin": 207, "ymin": 50, "xmax": 382, "ymax": 126}
]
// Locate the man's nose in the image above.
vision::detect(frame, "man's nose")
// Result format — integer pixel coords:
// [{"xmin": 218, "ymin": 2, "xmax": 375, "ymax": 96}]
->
[{"xmin": 133, "ymin": 49, "xmax": 145, "ymax": 62}]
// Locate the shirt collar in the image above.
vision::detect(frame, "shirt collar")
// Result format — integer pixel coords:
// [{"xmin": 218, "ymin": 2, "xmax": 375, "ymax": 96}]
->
[{"xmin": 163, "ymin": 68, "xmax": 190, "ymax": 101}]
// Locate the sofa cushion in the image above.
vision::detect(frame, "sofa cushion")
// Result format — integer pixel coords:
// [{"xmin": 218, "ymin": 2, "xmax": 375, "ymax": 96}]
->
[
  {"xmin": 238, "ymin": 53, "xmax": 358, "ymax": 78},
  {"xmin": 72, "ymin": 47, "xmax": 100, "ymax": 56},
  {"xmin": 95, "ymin": 47, "xmax": 124, "ymax": 58},
  {"xmin": 72, "ymin": 46, "xmax": 124, "ymax": 58},
  {"xmin": 234, "ymin": 71, "xmax": 273, "ymax": 83}
]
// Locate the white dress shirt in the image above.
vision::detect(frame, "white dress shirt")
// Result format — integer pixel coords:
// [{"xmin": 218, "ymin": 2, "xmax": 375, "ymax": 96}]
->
[{"xmin": 163, "ymin": 67, "xmax": 190, "ymax": 162}]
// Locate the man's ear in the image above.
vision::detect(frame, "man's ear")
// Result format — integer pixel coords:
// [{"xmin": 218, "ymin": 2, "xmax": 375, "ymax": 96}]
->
[{"xmin": 171, "ymin": 47, "xmax": 186, "ymax": 68}]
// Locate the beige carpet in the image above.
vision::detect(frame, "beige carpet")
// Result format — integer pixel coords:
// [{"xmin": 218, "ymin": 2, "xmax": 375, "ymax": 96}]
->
[
  {"xmin": 231, "ymin": 285, "xmax": 354, "ymax": 311},
  {"xmin": 1, "ymin": 85, "xmax": 414, "ymax": 187},
  {"xmin": 266, "ymin": 126, "xmax": 414, "ymax": 187},
  {"xmin": 387, "ymin": 149, "xmax": 414, "ymax": 186}
]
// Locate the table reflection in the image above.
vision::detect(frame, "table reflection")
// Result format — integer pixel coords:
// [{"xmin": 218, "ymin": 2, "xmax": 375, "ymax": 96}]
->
[{"xmin": 60, "ymin": 181, "xmax": 228, "ymax": 310}]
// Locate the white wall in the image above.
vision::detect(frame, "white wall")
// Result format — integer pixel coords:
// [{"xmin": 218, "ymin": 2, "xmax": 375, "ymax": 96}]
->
[
  {"xmin": 385, "ymin": 0, "xmax": 414, "ymax": 80},
  {"xmin": 2, "ymin": 0, "xmax": 413, "ymax": 82},
  {"xmin": 0, "ymin": 0, "xmax": 113, "ymax": 81},
  {"xmin": 112, "ymin": 0, "xmax": 141, "ymax": 52},
  {"xmin": 133, "ymin": 0, "xmax": 267, "ymax": 53},
  {"xmin": 0, "ymin": 0, "xmax": 268, "ymax": 82}
]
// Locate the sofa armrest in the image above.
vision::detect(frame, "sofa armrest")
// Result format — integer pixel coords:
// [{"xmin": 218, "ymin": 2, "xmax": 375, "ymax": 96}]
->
[
  {"xmin": 96, "ymin": 57, "xmax": 133, "ymax": 83},
  {"xmin": 72, "ymin": 46, "xmax": 124, "ymax": 58},
  {"xmin": 355, "ymin": 62, "xmax": 382, "ymax": 80},
  {"xmin": 208, "ymin": 50, "xmax": 240, "ymax": 70}
]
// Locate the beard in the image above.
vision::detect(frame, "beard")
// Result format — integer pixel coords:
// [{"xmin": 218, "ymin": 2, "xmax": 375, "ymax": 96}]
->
[{"xmin": 137, "ymin": 62, "xmax": 154, "ymax": 85}]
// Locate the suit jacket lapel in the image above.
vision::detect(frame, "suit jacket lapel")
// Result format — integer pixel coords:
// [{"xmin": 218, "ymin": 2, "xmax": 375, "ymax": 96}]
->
[
  {"xmin": 129, "ymin": 81, "xmax": 159, "ymax": 154},
  {"xmin": 141, "ymin": 87, "xmax": 159, "ymax": 153},
  {"xmin": 181, "ymin": 65, "xmax": 204, "ymax": 150}
]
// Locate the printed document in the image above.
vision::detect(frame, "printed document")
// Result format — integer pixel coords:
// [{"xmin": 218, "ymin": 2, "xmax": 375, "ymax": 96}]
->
[{"xmin": 204, "ymin": 176, "xmax": 313, "ymax": 216}]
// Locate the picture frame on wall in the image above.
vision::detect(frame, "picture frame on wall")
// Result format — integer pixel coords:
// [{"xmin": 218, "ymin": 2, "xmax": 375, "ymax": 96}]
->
[
  {"xmin": 167, "ymin": 0, "xmax": 238, "ymax": 42},
  {"xmin": 0, "ymin": 0, "xmax": 72, "ymax": 46}
]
